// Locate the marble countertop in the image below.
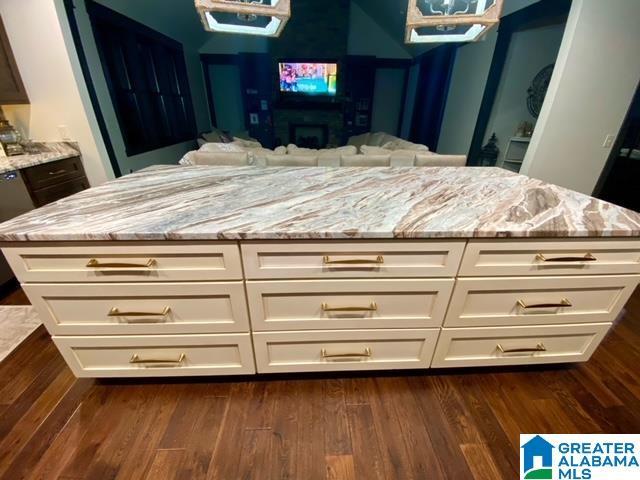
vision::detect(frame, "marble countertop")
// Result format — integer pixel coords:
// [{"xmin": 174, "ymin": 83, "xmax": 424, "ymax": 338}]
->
[
  {"xmin": 0, "ymin": 142, "xmax": 79, "ymax": 176},
  {"xmin": 0, "ymin": 165, "xmax": 638, "ymax": 241}
]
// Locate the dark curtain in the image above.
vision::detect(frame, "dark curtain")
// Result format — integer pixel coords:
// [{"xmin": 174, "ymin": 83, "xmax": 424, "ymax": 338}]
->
[{"xmin": 409, "ymin": 45, "xmax": 457, "ymax": 151}]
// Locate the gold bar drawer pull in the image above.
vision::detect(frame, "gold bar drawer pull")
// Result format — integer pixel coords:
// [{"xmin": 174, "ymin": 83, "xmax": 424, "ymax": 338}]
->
[
  {"xmin": 321, "ymin": 302, "xmax": 378, "ymax": 312},
  {"xmin": 48, "ymin": 169, "xmax": 67, "ymax": 175},
  {"xmin": 321, "ymin": 347, "xmax": 372, "ymax": 359},
  {"xmin": 517, "ymin": 298, "xmax": 572, "ymax": 309},
  {"xmin": 129, "ymin": 353, "xmax": 186, "ymax": 365},
  {"xmin": 108, "ymin": 307, "xmax": 171, "ymax": 317},
  {"xmin": 323, "ymin": 255, "xmax": 384, "ymax": 265},
  {"xmin": 497, "ymin": 343, "xmax": 546, "ymax": 354},
  {"xmin": 536, "ymin": 253, "xmax": 597, "ymax": 262},
  {"xmin": 86, "ymin": 258, "xmax": 157, "ymax": 268}
]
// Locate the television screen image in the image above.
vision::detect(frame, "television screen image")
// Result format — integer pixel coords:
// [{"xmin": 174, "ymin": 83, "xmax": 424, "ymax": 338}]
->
[{"xmin": 279, "ymin": 62, "xmax": 337, "ymax": 96}]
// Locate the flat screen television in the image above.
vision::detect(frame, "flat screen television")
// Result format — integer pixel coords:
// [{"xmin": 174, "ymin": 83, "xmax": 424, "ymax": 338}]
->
[{"xmin": 278, "ymin": 62, "xmax": 338, "ymax": 97}]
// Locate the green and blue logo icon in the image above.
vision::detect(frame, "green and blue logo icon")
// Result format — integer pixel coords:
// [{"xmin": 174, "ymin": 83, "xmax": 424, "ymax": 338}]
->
[
  {"xmin": 520, "ymin": 434, "xmax": 640, "ymax": 479},
  {"xmin": 521, "ymin": 435, "xmax": 554, "ymax": 479}
]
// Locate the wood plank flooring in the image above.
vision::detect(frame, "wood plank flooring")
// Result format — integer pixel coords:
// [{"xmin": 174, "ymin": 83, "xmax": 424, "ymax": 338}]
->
[{"xmin": 0, "ymin": 287, "xmax": 639, "ymax": 480}]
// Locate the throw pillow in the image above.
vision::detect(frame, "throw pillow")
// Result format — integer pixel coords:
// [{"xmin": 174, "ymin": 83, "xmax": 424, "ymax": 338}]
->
[{"xmin": 382, "ymin": 138, "xmax": 429, "ymax": 152}]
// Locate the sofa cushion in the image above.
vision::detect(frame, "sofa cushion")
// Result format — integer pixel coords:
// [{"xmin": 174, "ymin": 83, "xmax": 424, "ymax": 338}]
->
[
  {"xmin": 246, "ymin": 148, "xmax": 274, "ymax": 167},
  {"xmin": 360, "ymin": 145, "xmax": 389, "ymax": 155},
  {"xmin": 200, "ymin": 128, "xmax": 226, "ymax": 143},
  {"xmin": 317, "ymin": 146, "xmax": 357, "ymax": 167},
  {"xmin": 266, "ymin": 154, "xmax": 319, "ymax": 167},
  {"xmin": 367, "ymin": 132, "xmax": 397, "ymax": 147},
  {"xmin": 389, "ymin": 150, "xmax": 417, "ymax": 167},
  {"xmin": 415, "ymin": 153, "xmax": 467, "ymax": 167},
  {"xmin": 382, "ymin": 138, "xmax": 429, "ymax": 152},
  {"xmin": 341, "ymin": 154, "xmax": 391, "ymax": 167},
  {"xmin": 199, "ymin": 142, "xmax": 246, "ymax": 153},
  {"xmin": 180, "ymin": 151, "xmax": 250, "ymax": 166},
  {"xmin": 233, "ymin": 137, "xmax": 262, "ymax": 149},
  {"xmin": 346, "ymin": 133, "xmax": 371, "ymax": 149},
  {"xmin": 274, "ymin": 146, "xmax": 287, "ymax": 155},
  {"xmin": 287, "ymin": 144, "xmax": 318, "ymax": 155}
]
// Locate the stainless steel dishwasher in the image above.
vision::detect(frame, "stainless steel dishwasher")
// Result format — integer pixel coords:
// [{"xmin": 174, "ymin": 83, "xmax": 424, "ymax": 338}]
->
[{"xmin": 0, "ymin": 170, "xmax": 34, "ymax": 286}]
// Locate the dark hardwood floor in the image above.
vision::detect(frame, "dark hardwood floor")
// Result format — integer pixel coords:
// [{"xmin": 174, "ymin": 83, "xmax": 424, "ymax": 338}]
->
[{"xmin": 0, "ymin": 286, "xmax": 639, "ymax": 480}]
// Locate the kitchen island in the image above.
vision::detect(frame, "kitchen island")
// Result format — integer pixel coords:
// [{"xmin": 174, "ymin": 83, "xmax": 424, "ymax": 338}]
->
[{"xmin": 0, "ymin": 165, "xmax": 639, "ymax": 377}]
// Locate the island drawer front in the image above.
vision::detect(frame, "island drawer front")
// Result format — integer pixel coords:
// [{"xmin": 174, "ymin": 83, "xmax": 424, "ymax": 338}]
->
[
  {"xmin": 459, "ymin": 239, "xmax": 640, "ymax": 277},
  {"xmin": 444, "ymin": 275, "xmax": 639, "ymax": 327},
  {"xmin": 2, "ymin": 243, "xmax": 243, "ymax": 282},
  {"xmin": 25, "ymin": 282, "xmax": 250, "ymax": 335},
  {"xmin": 53, "ymin": 334, "xmax": 256, "ymax": 378},
  {"xmin": 246, "ymin": 279, "xmax": 454, "ymax": 331},
  {"xmin": 253, "ymin": 329, "xmax": 439, "ymax": 373},
  {"xmin": 241, "ymin": 241, "xmax": 466, "ymax": 279},
  {"xmin": 431, "ymin": 323, "xmax": 611, "ymax": 368}
]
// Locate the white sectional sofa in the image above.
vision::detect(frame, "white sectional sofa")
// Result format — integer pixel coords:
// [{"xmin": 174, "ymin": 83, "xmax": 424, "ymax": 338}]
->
[{"xmin": 180, "ymin": 132, "xmax": 467, "ymax": 168}]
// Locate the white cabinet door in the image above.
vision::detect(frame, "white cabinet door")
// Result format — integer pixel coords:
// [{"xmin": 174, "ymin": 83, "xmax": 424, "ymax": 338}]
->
[
  {"xmin": 432, "ymin": 323, "xmax": 611, "ymax": 368},
  {"xmin": 253, "ymin": 329, "xmax": 439, "ymax": 373},
  {"xmin": 459, "ymin": 239, "xmax": 640, "ymax": 276},
  {"xmin": 241, "ymin": 241, "xmax": 465, "ymax": 279},
  {"xmin": 246, "ymin": 279, "xmax": 454, "ymax": 330},
  {"xmin": 26, "ymin": 282, "xmax": 250, "ymax": 335},
  {"xmin": 444, "ymin": 275, "xmax": 639, "ymax": 327},
  {"xmin": 54, "ymin": 334, "xmax": 256, "ymax": 377},
  {"xmin": 2, "ymin": 242, "xmax": 243, "ymax": 282}
]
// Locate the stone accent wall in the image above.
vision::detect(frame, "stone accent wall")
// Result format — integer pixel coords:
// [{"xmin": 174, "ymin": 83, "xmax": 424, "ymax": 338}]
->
[
  {"xmin": 270, "ymin": 0, "xmax": 350, "ymax": 59},
  {"xmin": 270, "ymin": 0, "xmax": 351, "ymax": 147},
  {"xmin": 274, "ymin": 108, "xmax": 345, "ymax": 147}
]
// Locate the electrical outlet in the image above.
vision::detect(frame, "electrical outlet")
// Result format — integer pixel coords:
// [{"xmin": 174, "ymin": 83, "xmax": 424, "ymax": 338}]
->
[
  {"xmin": 58, "ymin": 125, "xmax": 71, "ymax": 141},
  {"xmin": 603, "ymin": 134, "xmax": 615, "ymax": 148}
]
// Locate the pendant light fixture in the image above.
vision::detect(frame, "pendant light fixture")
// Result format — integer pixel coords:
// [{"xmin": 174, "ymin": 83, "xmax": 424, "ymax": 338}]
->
[
  {"xmin": 195, "ymin": 0, "xmax": 290, "ymax": 37},
  {"xmin": 405, "ymin": 0, "xmax": 504, "ymax": 43}
]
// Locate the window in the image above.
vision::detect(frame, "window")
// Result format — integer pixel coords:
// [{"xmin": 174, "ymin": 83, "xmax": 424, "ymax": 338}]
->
[{"xmin": 87, "ymin": 1, "xmax": 197, "ymax": 156}]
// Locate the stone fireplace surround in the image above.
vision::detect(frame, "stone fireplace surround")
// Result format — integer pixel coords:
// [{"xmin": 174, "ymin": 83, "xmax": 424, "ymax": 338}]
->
[{"xmin": 273, "ymin": 106, "xmax": 344, "ymax": 148}]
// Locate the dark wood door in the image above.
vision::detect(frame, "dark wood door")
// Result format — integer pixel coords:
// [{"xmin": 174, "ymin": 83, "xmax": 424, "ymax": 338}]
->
[{"xmin": 0, "ymin": 15, "xmax": 29, "ymax": 104}]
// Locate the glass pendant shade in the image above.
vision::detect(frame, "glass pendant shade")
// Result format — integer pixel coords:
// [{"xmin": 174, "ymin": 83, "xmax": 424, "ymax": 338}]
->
[
  {"xmin": 405, "ymin": 0, "xmax": 503, "ymax": 43},
  {"xmin": 195, "ymin": 0, "xmax": 290, "ymax": 37}
]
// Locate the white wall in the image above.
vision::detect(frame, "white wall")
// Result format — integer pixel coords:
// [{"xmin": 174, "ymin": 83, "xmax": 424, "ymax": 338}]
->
[
  {"xmin": 371, "ymin": 68, "xmax": 406, "ymax": 135},
  {"xmin": 436, "ymin": 0, "xmax": 542, "ymax": 155},
  {"xmin": 348, "ymin": 2, "xmax": 410, "ymax": 59},
  {"xmin": 520, "ymin": 0, "xmax": 640, "ymax": 194},
  {"xmin": 400, "ymin": 63, "xmax": 420, "ymax": 139},
  {"xmin": 437, "ymin": 30, "xmax": 497, "ymax": 155},
  {"xmin": 483, "ymin": 22, "xmax": 565, "ymax": 165},
  {"xmin": 0, "ymin": 0, "xmax": 114, "ymax": 185},
  {"xmin": 207, "ymin": 64, "xmax": 245, "ymax": 135},
  {"xmin": 71, "ymin": 0, "xmax": 210, "ymax": 174}
]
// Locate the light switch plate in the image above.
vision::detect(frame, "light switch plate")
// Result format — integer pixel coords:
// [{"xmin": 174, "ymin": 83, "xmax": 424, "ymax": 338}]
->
[
  {"xmin": 603, "ymin": 134, "xmax": 615, "ymax": 148},
  {"xmin": 58, "ymin": 125, "xmax": 71, "ymax": 141}
]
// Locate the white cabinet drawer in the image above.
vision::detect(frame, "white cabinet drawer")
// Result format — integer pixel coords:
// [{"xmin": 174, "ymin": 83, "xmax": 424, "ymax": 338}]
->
[
  {"xmin": 246, "ymin": 279, "xmax": 454, "ymax": 331},
  {"xmin": 253, "ymin": 329, "xmax": 439, "ymax": 373},
  {"xmin": 444, "ymin": 275, "xmax": 639, "ymax": 327},
  {"xmin": 241, "ymin": 241, "xmax": 465, "ymax": 279},
  {"xmin": 2, "ymin": 242, "xmax": 243, "ymax": 282},
  {"xmin": 459, "ymin": 239, "xmax": 640, "ymax": 276},
  {"xmin": 431, "ymin": 323, "xmax": 611, "ymax": 368},
  {"xmin": 25, "ymin": 282, "xmax": 250, "ymax": 335},
  {"xmin": 53, "ymin": 334, "xmax": 255, "ymax": 378}
]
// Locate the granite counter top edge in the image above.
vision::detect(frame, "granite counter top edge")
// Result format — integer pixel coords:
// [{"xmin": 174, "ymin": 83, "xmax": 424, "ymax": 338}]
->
[
  {"xmin": 0, "ymin": 142, "xmax": 80, "ymax": 176},
  {"xmin": 1, "ymin": 229, "xmax": 639, "ymax": 242}
]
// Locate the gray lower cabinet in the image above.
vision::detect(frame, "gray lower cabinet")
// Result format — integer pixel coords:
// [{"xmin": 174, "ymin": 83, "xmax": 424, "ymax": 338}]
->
[{"xmin": 22, "ymin": 156, "xmax": 89, "ymax": 207}]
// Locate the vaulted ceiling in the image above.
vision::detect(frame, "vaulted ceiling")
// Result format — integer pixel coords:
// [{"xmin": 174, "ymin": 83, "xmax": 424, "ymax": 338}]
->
[{"xmin": 352, "ymin": 0, "xmax": 410, "ymax": 50}]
